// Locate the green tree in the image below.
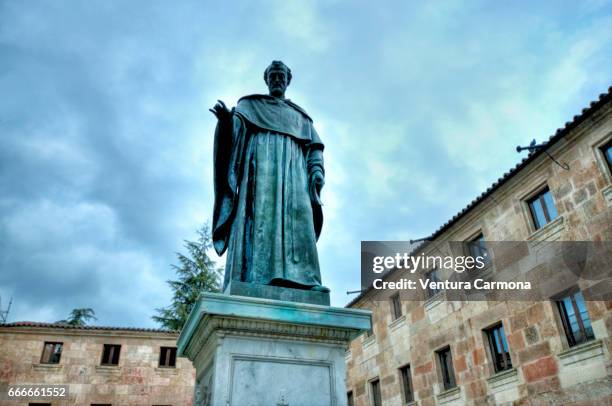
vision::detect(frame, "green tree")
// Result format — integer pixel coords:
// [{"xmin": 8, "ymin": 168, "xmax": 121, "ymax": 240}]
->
[
  {"xmin": 57, "ymin": 308, "xmax": 97, "ymax": 326},
  {"xmin": 153, "ymin": 224, "xmax": 222, "ymax": 330}
]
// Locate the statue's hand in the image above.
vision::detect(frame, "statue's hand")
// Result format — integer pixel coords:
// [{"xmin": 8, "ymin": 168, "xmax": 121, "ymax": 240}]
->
[
  {"xmin": 309, "ymin": 171, "xmax": 324, "ymax": 206},
  {"xmin": 209, "ymin": 100, "xmax": 232, "ymax": 123}
]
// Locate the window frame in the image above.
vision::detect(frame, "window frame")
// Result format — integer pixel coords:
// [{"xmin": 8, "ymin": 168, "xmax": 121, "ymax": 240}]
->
[
  {"xmin": 364, "ymin": 314, "xmax": 374, "ymax": 338},
  {"xmin": 555, "ymin": 290, "xmax": 595, "ymax": 347},
  {"xmin": 526, "ymin": 186, "xmax": 558, "ymax": 230},
  {"xmin": 40, "ymin": 341, "xmax": 63, "ymax": 364},
  {"xmin": 347, "ymin": 391, "xmax": 354, "ymax": 406},
  {"xmin": 369, "ymin": 377, "xmax": 382, "ymax": 406},
  {"xmin": 399, "ymin": 364, "xmax": 414, "ymax": 403},
  {"xmin": 436, "ymin": 346, "xmax": 456, "ymax": 391},
  {"xmin": 466, "ymin": 232, "xmax": 490, "ymax": 268},
  {"xmin": 100, "ymin": 344, "xmax": 121, "ymax": 366},
  {"xmin": 426, "ymin": 268, "xmax": 441, "ymax": 298},
  {"xmin": 390, "ymin": 293, "xmax": 402, "ymax": 320},
  {"xmin": 484, "ymin": 322, "xmax": 512, "ymax": 373},
  {"xmin": 159, "ymin": 346, "xmax": 178, "ymax": 368},
  {"xmin": 601, "ymin": 138, "xmax": 612, "ymax": 175}
]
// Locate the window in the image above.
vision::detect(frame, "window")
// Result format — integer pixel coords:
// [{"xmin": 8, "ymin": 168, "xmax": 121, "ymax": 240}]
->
[
  {"xmin": 159, "ymin": 346, "xmax": 177, "ymax": 368},
  {"xmin": 436, "ymin": 346, "xmax": 456, "ymax": 390},
  {"xmin": 364, "ymin": 315, "xmax": 374, "ymax": 338},
  {"xmin": 485, "ymin": 323, "xmax": 512, "ymax": 373},
  {"xmin": 390, "ymin": 293, "xmax": 402, "ymax": 320},
  {"xmin": 556, "ymin": 291, "xmax": 594, "ymax": 347},
  {"xmin": 40, "ymin": 342, "xmax": 63, "ymax": 364},
  {"xmin": 426, "ymin": 268, "xmax": 441, "ymax": 298},
  {"xmin": 399, "ymin": 364, "xmax": 414, "ymax": 402},
  {"xmin": 370, "ymin": 378, "xmax": 382, "ymax": 406},
  {"xmin": 602, "ymin": 139, "xmax": 612, "ymax": 173},
  {"xmin": 467, "ymin": 233, "xmax": 490, "ymax": 267},
  {"xmin": 101, "ymin": 344, "xmax": 121, "ymax": 366},
  {"xmin": 527, "ymin": 187, "xmax": 558, "ymax": 230},
  {"xmin": 347, "ymin": 391, "xmax": 354, "ymax": 406}
]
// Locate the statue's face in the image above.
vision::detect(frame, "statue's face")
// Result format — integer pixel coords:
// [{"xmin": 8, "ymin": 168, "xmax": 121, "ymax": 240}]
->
[{"xmin": 266, "ymin": 69, "xmax": 289, "ymax": 97}]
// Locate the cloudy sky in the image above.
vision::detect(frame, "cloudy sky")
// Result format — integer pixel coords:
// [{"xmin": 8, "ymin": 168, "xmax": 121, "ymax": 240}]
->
[{"xmin": 1, "ymin": 1, "xmax": 611, "ymax": 327}]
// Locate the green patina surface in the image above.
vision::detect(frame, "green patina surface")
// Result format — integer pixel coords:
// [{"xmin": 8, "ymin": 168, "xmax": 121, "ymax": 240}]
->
[
  {"xmin": 224, "ymin": 280, "xmax": 330, "ymax": 306},
  {"xmin": 211, "ymin": 61, "xmax": 328, "ymax": 300}
]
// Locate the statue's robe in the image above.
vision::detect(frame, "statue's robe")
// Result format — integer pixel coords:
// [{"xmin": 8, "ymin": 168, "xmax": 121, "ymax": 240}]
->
[{"xmin": 212, "ymin": 94, "xmax": 324, "ymax": 290}]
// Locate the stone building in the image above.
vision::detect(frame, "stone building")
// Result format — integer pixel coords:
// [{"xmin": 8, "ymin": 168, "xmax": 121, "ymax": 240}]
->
[
  {"xmin": 0, "ymin": 321, "xmax": 195, "ymax": 405},
  {"xmin": 345, "ymin": 88, "xmax": 612, "ymax": 405}
]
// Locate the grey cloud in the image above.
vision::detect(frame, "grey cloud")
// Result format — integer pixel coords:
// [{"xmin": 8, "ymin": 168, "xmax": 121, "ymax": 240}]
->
[{"xmin": 1, "ymin": 0, "xmax": 610, "ymax": 322}]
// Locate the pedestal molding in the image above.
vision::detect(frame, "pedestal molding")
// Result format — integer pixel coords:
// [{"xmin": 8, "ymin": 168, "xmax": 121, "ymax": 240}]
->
[{"xmin": 178, "ymin": 293, "xmax": 371, "ymax": 406}]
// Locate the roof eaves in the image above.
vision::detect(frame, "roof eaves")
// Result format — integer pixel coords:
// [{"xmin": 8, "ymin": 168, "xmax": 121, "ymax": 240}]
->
[{"xmin": 0, "ymin": 321, "xmax": 178, "ymax": 334}]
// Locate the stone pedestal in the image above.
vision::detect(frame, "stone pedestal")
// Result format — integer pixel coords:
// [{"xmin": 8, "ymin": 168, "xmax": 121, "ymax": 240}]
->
[{"xmin": 177, "ymin": 293, "xmax": 371, "ymax": 406}]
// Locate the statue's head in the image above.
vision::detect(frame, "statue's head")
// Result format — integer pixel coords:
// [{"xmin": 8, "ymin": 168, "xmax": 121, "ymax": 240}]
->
[{"xmin": 264, "ymin": 60, "xmax": 292, "ymax": 98}]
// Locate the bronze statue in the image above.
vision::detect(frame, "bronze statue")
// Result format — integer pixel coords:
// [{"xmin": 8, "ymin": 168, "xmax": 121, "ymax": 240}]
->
[{"xmin": 210, "ymin": 61, "xmax": 329, "ymax": 294}]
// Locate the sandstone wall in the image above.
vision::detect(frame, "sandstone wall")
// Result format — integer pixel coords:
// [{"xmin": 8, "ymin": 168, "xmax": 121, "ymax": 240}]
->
[
  {"xmin": 346, "ymin": 99, "xmax": 612, "ymax": 405},
  {"xmin": 0, "ymin": 325, "xmax": 195, "ymax": 406}
]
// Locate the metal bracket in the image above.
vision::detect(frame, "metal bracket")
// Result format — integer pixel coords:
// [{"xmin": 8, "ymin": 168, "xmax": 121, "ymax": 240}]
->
[{"xmin": 516, "ymin": 139, "xmax": 570, "ymax": 170}]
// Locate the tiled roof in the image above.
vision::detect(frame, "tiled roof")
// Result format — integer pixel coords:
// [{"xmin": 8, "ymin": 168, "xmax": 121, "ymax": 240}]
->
[
  {"xmin": 0, "ymin": 321, "xmax": 178, "ymax": 334},
  {"xmin": 346, "ymin": 86, "xmax": 612, "ymax": 308}
]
